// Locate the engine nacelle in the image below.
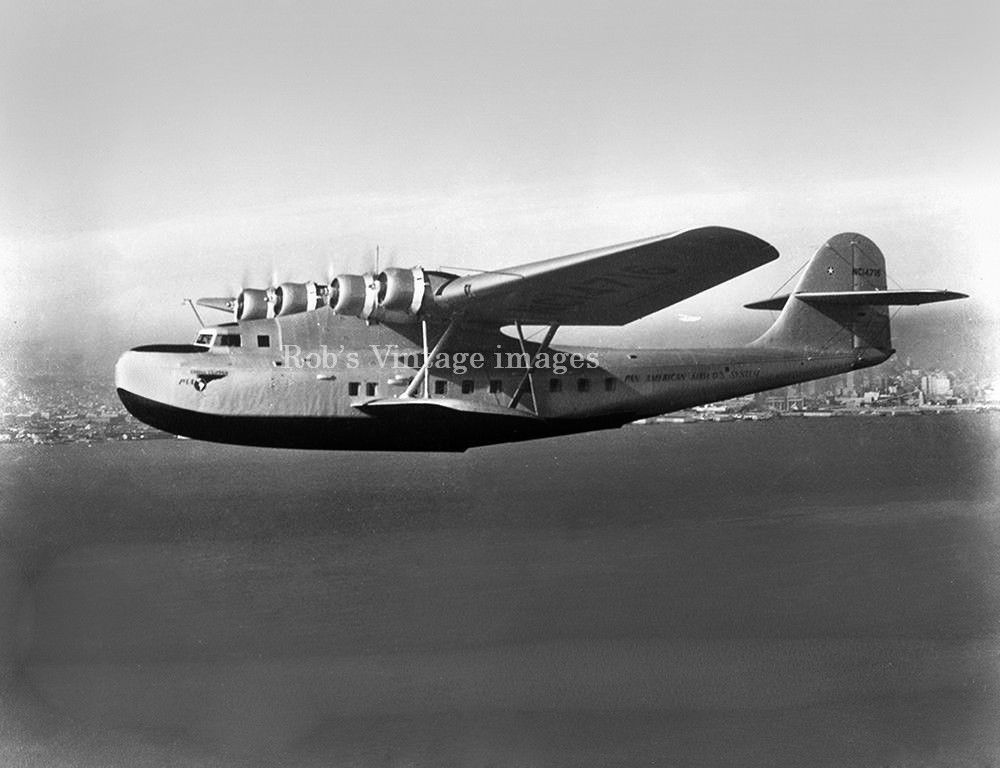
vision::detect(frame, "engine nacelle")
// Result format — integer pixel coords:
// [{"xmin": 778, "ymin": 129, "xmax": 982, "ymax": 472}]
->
[
  {"xmin": 328, "ymin": 267, "xmax": 429, "ymax": 322},
  {"xmin": 330, "ymin": 273, "xmax": 379, "ymax": 318},
  {"xmin": 234, "ymin": 288, "xmax": 273, "ymax": 321},
  {"xmin": 376, "ymin": 267, "xmax": 427, "ymax": 315},
  {"xmin": 273, "ymin": 281, "xmax": 325, "ymax": 316}
]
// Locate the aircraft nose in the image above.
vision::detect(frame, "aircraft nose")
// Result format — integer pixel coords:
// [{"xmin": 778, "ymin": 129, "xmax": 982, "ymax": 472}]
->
[
  {"xmin": 116, "ymin": 345, "xmax": 212, "ymax": 432},
  {"xmin": 115, "ymin": 346, "xmax": 194, "ymax": 415},
  {"xmin": 116, "ymin": 344, "xmax": 208, "ymax": 398},
  {"xmin": 115, "ymin": 349, "xmax": 149, "ymax": 422},
  {"xmin": 115, "ymin": 349, "xmax": 155, "ymax": 400},
  {"xmin": 115, "ymin": 348, "xmax": 175, "ymax": 432}
]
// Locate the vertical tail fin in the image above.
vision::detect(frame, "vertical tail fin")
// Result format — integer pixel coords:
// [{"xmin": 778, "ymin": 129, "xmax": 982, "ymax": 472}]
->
[{"xmin": 751, "ymin": 233, "xmax": 892, "ymax": 357}]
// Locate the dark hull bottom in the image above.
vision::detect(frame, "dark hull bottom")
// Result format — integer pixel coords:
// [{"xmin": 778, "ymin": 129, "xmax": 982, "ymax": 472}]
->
[{"xmin": 117, "ymin": 388, "xmax": 628, "ymax": 451}]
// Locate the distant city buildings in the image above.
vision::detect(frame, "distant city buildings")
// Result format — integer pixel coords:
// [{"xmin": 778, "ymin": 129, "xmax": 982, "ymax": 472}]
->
[
  {"xmin": 755, "ymin": 359, "xmax": 995, "ymax": 413},
  {"xmin": 920, "ymin": 373, "xmax": 952, "ymax": 399},
  {"xmin": 0, "ymin": 374, "xmax": 172, "ymax": 445}
]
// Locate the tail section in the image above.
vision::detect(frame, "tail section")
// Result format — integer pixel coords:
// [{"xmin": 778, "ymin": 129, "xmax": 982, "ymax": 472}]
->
[
  {"xmin": 748, "ymin": 233, "xmax": 965, "ymax": 361},
  {"xmin": 751, "ymin": 233, "xmax": 890, "ymax": 356}
]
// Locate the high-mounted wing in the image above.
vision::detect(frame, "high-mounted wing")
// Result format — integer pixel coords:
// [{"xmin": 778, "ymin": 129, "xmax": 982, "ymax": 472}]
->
[{"xmin": 434, "ymin": 226, "xmax": 778, "ymax": 326}]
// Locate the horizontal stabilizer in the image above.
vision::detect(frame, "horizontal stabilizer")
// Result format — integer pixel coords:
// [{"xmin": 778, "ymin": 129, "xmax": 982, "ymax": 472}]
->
[
  {"xmin": 745, "ymin": 289, "xmax": 967, "ymax": 311},
  {"xmin": 744, "ymin": 295, "xmax": 791, "ymax": 311}
]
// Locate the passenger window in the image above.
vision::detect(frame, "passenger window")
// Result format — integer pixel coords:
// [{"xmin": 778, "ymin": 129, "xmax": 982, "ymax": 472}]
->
[
  {"xmin": 366, "ymin": 382, "xmax": 377, "ymax": 397},
  {"xmin": 605, "ymin": 377, "xmax": 616, "ymax": 392},
  {"xmin": 461, "ymin": 380, "xmax": 475, "ymax": 394},
  {"xmin": 348, "ymin": 382, "xmax": 360, "ymax": 397},
  {"xmin": 578, "ymin": 378, "xmax": 590, "ymax": 393},
  {"xmin": 489, "ymin": 380, "xmax": 502, "ymax": 394},
  {"xmin": 256, "ymin": 335, "xmax": 270, "ymax": 348},
  {"xmin": 434, "ymin": 380, "xmax": 447, "ymax": 395},
  {"xmin": 549, "ymin": 379, "xmax": 562, "ymax": 393}
]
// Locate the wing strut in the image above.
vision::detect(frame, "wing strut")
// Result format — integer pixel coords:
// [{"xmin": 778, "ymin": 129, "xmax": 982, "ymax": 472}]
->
[
  {"xmin": 183, "ymin": 298, "xmax": 206, "ymax": 328},
  {"xmin": 421, "ymin": 320, "xmax": 431, "ymax": 398},
  {"xmin": 509, "ymin": 322, "xmax": 559, "ymax": 415},
  {"xmin": 401, "ymin": 316, "xmax": 460, "ymax": 399}
]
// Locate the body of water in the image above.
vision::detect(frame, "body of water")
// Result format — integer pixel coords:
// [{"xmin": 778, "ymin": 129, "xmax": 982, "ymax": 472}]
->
[{"xmin": 1, "ymin": 415, "xmax": 998, "ymax": 766}]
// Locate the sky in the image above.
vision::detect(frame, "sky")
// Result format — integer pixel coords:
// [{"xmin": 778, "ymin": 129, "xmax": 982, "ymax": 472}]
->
[{"xmin": 2, "ymin": 0, "xmax": 998, "ymax": 368}]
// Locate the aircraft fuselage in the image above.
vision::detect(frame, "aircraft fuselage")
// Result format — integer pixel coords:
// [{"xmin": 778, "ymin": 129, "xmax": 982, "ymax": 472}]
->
[{"xmin": 116, "ymin": 310, "xmax": 887, "ymax": 451}]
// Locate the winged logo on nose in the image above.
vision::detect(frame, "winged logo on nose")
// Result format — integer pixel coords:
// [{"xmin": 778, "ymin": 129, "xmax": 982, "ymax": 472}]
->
[{"xmin": 190, "ymin": 371, "xmax": 228, "ymax": 391}]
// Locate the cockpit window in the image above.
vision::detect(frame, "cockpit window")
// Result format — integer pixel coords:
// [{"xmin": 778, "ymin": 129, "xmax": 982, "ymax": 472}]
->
[
  {"xmin": 216, "ymin": 334, "xmax": 242, "ymax": 347},
  {"xmin": 195, "ymin": 332, "xmax": 213, "ymax": 346}
]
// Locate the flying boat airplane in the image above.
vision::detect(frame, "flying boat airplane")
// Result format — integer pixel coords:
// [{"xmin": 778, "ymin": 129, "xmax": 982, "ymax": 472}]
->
[{"xmin": 115, "ymin": 227, "xmax": 966, "ymax": 450}]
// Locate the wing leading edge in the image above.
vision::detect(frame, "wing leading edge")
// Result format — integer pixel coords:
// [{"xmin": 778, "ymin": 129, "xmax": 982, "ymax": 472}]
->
[{"xmin": 434, "ymin": 226, "xmax": 778, "ymax": 326}]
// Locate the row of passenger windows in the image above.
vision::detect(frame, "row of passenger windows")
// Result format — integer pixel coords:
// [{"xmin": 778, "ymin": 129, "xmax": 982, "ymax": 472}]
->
[
  {"xmin": 346, "ymin": 378, "xmax": 618, "ymax": 397},
  {"xmin": 549, "ymin": 377, "xmax": 617, "ymax": 393},
  {"xmin": 196, "ymin": 334, "xmax": 621, "ymax": 394}
]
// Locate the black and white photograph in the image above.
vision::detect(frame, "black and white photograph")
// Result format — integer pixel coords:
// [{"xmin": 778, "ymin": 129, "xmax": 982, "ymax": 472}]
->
[{"xmin": 2, "ymin": 1, "xmax": 998, "ymax": 765}]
